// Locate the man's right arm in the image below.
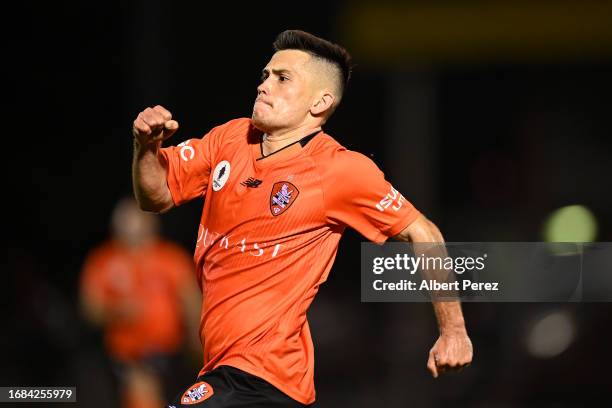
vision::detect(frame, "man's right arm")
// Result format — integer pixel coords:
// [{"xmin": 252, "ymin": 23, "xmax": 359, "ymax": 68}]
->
[{"xmin": 132, "ymin": 105, "xmax": 178, "ymax": 213}]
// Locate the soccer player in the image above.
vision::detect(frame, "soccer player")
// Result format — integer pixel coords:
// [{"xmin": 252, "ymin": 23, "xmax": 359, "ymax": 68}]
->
[
  {"xmin": 80, "ymin": 198, "xmax": 201, "ymax": 408},
  {"xmin": 132, "ymin": 30, "xmax": 472, "ymax": 407}
]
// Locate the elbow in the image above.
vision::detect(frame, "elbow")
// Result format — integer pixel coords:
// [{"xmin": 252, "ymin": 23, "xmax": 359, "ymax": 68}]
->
[
  {"xmin": 418, "ymin": 219, "xmax": 444, "ymax": 244},
  {"xmin": 134, "ymin": 196, "xmax": 172, "ymax": 214},
  {"xmin": 138, "ymin": 203, "xmax": 161, "ymax": 214},
  {"xmin": 426, "ymin": 219, "xmax": 444, "ymax": 243},
  {"xmin": 396, "ymin": 215, "xmax": 445, "ymax": 243}
]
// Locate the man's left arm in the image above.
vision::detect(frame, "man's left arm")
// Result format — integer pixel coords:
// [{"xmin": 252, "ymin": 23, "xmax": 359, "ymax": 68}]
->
[{"xmin": 394, "ymin": 215, "xmax": 473, "ymax": 378}]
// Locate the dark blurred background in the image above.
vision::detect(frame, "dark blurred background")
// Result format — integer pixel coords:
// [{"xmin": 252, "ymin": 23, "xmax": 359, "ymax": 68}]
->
[{"xmin": 3, "ymin": 1, "xmax": 612, "ymax": 407}]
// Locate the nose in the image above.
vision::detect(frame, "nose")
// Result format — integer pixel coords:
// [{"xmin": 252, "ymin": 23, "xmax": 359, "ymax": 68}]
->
[{"xmin": 257, "ymin": 77, "xmax": 270, "ymax": 96}]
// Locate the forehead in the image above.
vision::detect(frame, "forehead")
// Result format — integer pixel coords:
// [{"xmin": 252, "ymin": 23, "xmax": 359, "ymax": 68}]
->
[{"xmin": 264, "ymin": 49, "xmax": 312, "ymax": 72}]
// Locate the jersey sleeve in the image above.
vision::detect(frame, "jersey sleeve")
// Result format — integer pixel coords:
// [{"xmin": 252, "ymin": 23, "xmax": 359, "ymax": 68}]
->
[
  {"xmin": 323, "ymin": 150, "xmax": 421, "ymax": 243},
  {"xmin": 159, "ymin": 128, "xmax": 219, "ymax": 206}
]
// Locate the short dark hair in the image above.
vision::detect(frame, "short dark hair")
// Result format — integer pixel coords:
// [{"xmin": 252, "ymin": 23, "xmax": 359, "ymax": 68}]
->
[{"xmin": 273, "ymin": 30, "xmax": 352, "ymax": 95}]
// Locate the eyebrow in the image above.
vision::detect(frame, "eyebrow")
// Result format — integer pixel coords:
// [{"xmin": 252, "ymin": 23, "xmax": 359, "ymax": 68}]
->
[{"xmin": 262, "ymin": 68, "xmax": 293, "ymax": 76}]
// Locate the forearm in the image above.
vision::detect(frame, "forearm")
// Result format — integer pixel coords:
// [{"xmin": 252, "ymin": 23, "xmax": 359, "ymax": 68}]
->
[
  {"xmin": 421, "ymin": 248, "xmax": 467, "ymax": 334},
  {"xmin": 395, "ymin": 215, "xmax": 468, "ymax": 334},
  {"xmin": 432, "ymin": 300, "xmax": 467, "ymax": 335},
  {"xmin": 132, "ymin": 138, "xmax": 173, "ymax": 213}
]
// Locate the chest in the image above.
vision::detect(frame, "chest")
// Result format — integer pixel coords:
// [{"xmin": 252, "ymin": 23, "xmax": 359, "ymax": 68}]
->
[
  {"xmin": 101, "ymin": 253, "xmax": 172, "ymax": 296},
  {"xmin": 202, "ymin": 147, "xmax": 326, "ymax": 236}
]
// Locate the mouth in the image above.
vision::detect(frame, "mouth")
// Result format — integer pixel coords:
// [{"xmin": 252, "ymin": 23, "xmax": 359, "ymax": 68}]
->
[{"xmin": 255, "ymin": 98, "xmax": 272, "ymax": 108}]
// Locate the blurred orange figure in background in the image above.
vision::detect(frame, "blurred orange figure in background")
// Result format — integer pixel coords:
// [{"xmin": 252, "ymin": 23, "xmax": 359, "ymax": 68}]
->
[{"xmin": 80, "ymin": 197, "xmax": 201, "ymax": 408}]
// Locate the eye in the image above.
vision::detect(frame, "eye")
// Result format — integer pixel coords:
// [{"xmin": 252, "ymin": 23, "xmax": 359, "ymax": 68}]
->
[
  {"xmin": 279, "ymin": 75, "xmax": 288, "ymax": 82},
  {"xmin": 260, "ymin": 72, "xmax": 269, "ymax": 82}
]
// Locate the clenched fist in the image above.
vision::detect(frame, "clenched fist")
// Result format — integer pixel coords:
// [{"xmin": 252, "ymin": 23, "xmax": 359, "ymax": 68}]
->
[
  {"xmin": 427, "ymin": 331, "xmax": 473, "ymax": 378},
  {"xmin": 132, "ymin": 105, "xmax": 179, "ymax": 145}
]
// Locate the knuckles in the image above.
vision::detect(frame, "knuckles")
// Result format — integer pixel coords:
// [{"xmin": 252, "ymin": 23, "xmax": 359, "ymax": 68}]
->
[
  {"xmin": 133, "ymin": 106, "xmax": 174, "ymax": 139},
  {"xmin": 153, "ymin": 105, "xmax": 172, "ymax": 120},
  {"xmin": 133, "ymin": 119, "xmax": 149, "ymax": 134},
  {"xmin": 138, "ymin": 106, "xmax": 173, "ymax": 124}
]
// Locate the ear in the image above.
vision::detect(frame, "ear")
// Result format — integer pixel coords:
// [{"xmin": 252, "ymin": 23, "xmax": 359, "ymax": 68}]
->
[{"xmin": 310, "ymin": 91, "xmax": 335, "ymax": 116}]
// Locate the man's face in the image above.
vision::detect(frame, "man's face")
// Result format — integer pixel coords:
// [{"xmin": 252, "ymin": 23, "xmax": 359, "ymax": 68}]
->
[{"xmin": 252, "ymin": 50, "xmax": 316, "ymax": 132}]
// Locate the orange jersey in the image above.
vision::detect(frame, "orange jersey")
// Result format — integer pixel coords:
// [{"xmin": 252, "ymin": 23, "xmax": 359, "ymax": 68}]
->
[
  {"xmin": 80, "ymin": 240, "xmax": 194, "ymax": 362},
  {"xmin": 160, "ymin": 118, "xmax": 420, "ymax": 404}
]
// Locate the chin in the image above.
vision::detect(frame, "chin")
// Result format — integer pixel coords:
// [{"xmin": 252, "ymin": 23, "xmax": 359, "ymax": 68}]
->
[{"xmin": 251, "ymin": 114, "xmax": 273, "ymax": 132}]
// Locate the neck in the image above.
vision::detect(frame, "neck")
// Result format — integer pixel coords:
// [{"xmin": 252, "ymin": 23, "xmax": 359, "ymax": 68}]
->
[{"xmin": 262, "ymin": 123, "xmax": 321, "ymax": 156}]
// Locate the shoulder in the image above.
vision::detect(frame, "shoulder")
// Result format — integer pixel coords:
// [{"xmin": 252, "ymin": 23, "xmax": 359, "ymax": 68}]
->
[
  {"xmin": 215, "ymin": 117, "xmax": 252, "ymax": 133},
  {"xmin": 204, "ymin": 118, "xmax": 259, "ymax": 146},
  {"xmin": 206, "ymin": 117, "xmax": 252, "ymax": 142},
  {"xmin": 185, "ymin": 118, "xmax": 255, "ymax": 159},
  {"xmin": 308, "ymin": 133, "xmax": 382, "ymax": 178},
  {"xmin": 202, "ymin": 118, "xmax": 251, "ymax": 139},
  {"xmin": 82, "ymin": 241, "xmax": 119, "ymax": 271}
]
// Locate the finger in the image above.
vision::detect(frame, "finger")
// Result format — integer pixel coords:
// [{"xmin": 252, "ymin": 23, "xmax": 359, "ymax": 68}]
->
[
  {"xmin": 163, "ymin": 119, "xmax": 179, "ymax": 138},
  {"xmin": 152, "ymin": 120, "xmax": 179, "ymax": 141},
  {"xmin": 132, "ymin": 117, "xmax": 151, "ymax": 137},
  {"xmin": 435, "ymin": 352, "xmax": 451, "ymax": 376},
  {"xmin": 141, "ymin": 107, "xmax": 166, "ymax": 131},
  {"xmin": 165, "ymin": 119, "xmax": 179, "ymax": 131},
  {"xmin": 427, "ymin": 352, "xmax": 438, "ymax": 378},
  {"xmin": 434, "ymin": 352, "xmax": 448, "ymax": 367},
  {"xmin": 446, "ymin": 359, "xmax": 459, "ymax": 368},
  {"xmin": 141, "ymin": 108, "xmax": 166, "ymax": 130},
  {"xmin": 153, "ymin": 105, "xmax": 172, "ymax": 121},
  {"xmin": 447, "ymin": 358, "xmax": 471, "ymax": 372}
]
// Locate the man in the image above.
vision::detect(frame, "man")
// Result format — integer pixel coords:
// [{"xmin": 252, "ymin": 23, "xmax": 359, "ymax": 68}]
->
[
  {"xmin": 80, "ymin": 197, "xmax": 201, "ymax": 408},
  {"xmin": 132, "ymin": 30, "xmax": 472, "ymax": 407}
]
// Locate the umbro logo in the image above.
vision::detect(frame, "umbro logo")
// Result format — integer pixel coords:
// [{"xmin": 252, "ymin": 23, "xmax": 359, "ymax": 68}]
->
[{"xmin": 241, "ymin": 177, "xmax": 262, "ymax": 188}]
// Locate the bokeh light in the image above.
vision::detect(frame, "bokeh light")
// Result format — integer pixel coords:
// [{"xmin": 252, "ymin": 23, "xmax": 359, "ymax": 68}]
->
[
  {"xmin": 543, "ymin": 205, "xmax": 598, "ymax": 242},
  {"xmin": 526, "ymin": 311, "xmax": 576, "ymax": 358}
]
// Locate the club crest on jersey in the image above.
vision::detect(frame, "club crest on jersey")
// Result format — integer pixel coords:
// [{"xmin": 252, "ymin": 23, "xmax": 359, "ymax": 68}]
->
[
  {"xmin": 212, "ymin": 160, "xmax": 231, "ymax": 191},
  {"xmin": 270, "ymin": 181, "xmax": 299, "ymax": 216},
  {"xmin": 180, "ymin": 381, "xmax": 214, "ymax": 405}
]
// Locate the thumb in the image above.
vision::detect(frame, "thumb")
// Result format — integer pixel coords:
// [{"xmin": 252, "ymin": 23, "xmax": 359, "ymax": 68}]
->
[
  {"xmin": 154, "ymin": 120, "xmax": 179, "ymax": 141},
  {"xmin": 427, "ymin": 351, "xmax": 439, "ymax": 378},
  {"xmin": 163, "ymin": 120, "xmax": 179, "ymax": 139}
]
